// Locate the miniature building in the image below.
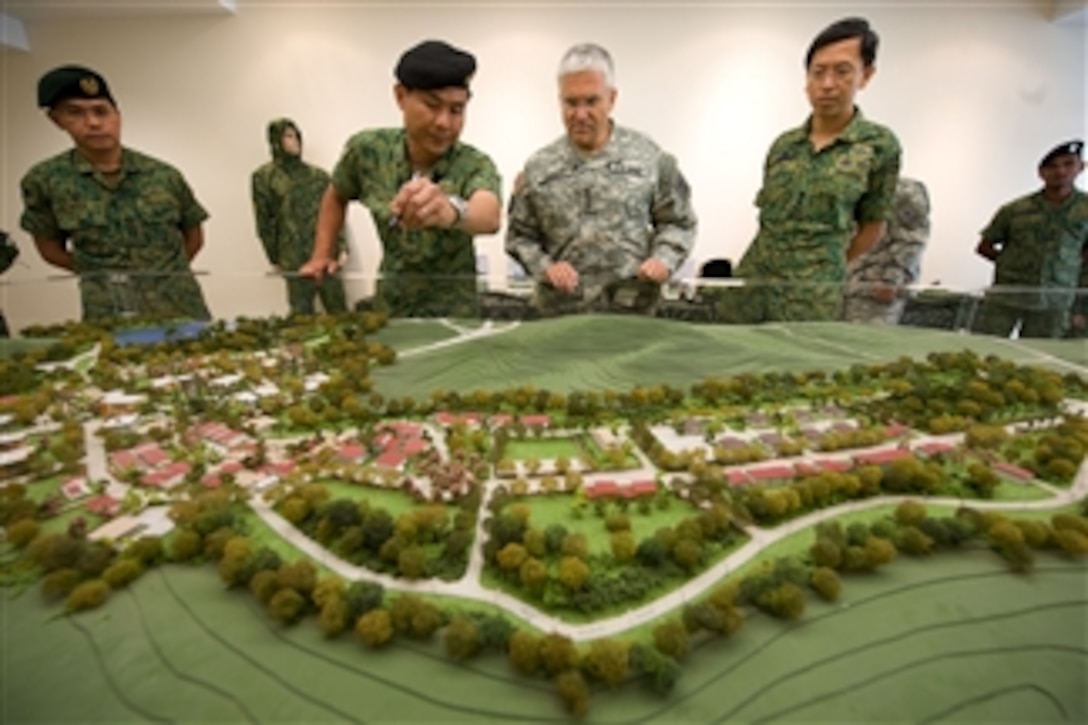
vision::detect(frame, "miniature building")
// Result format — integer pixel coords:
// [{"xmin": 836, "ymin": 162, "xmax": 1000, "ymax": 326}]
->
[
  {"xmin": 61, "ymin": 476, "xmax": 92, "ymax": 500},
  {"xmin": 993, "ymin": 461, "xmax": 1036, "ymax": 482},
  {"xmin": 86, "ymin": 495, "xmax": 122, "ymax": 518},
  {"xmin": 746, "ymin": 464, "xmax": 797, "ymax": 483},
  {"xmin": 854, "ymin": 448, "xmax": 912, "ymax": 466}
]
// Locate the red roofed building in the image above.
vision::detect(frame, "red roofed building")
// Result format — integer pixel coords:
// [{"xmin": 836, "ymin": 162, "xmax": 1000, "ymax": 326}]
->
[
  {"xmin": 885, "ymin": 423, "xmax": 911, "ymax": 438},
  {"xmin": 142, "ymin": 461, "xmax": 191, "ymax": 489},
  {"xmin": 854, "ymin": 448, "xmax": 912, "ymax": 466},
  {"xmin": 521, "ymin": 414, "xmax": 551, "ymax": 429},
  {"xmin": 586, "ymin": 480, "xmax": 620, "ymax": 499},
  {"xmin": 489, "ymin": 414, "xmax": 514, "ymax": 427},
  {"xmin": 915, "ymin": 441, "xmax": 956, "ymax": 458},
  {"xmin": 747, "ymin": 465, "xmax": 796, "ymax": 482},
  {"xmin": 338, "ymin": 443, "xmax": 366, "ymax": 463},
  {"xmin": 815, "ymin": 458, "xmax": 854, "ymax": 473},
  {"xmin": 110, "ymin": 450, "xmax": 139, "ymax": 471},
  {"xmin": 795, "ymin": 462, "xmax": 821, "ymax": 477},
  {"xmin": 86, "ymin": 495, "xmax": 121, "ymax": 518},
  {"xmin": 727, "ymin": 470, "xmax": 752, "ymax": 486},
  {"xmin": 433, "ymin": 412, "xmax": 459, "ymax": 427},
  {"xmin": 61, "ymin": 477, "xmax": 91, "ymax": 500},
  {"xmin": 375, "ymin": 450, "xmax": 406, "ymax": 471},
  {"xmin": 629, "ymin": 480, "xmax": 658, "ymax": 498},
  {"xmin": 993, "ymin": 461, "xmax": 1035, "ymax": 482}
]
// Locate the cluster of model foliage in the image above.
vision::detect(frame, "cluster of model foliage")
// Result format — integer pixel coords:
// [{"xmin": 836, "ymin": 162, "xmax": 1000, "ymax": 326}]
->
[{"xmin": 2, "ymin": 315, "xmax": 1088, "ymax": 717}]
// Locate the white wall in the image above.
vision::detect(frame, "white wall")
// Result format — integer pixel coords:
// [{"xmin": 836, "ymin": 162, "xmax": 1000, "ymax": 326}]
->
[{"xmin": 1, "ymin": 1, "xmax": 1085, "ymax": 329}]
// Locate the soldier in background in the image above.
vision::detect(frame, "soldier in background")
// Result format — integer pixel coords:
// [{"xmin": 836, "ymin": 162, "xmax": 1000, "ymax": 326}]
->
[
  {"xmin": 301, "ymin": 40, "xmax": 501, "ymax": 318},
  {"xmin": 730, "ymin": 17, "xmax": 900, "ymax": 323},
  {"xmin": 505, "ymin": 43, "xmax": 697, "ymax": 316},
  {"xmin": 251, "ymin": 118, "xmax": 347, "ymax": 316},
  {"xmin": 842, "ymin": 177, "xmax": 930, "ymax": 324},
  {"xmin": 972, "ymin": 140, "xmax": 1087, "ymax": 339},
  {"xmin": 0, "ymin": 230, "xmax": 19, "ymax": 336},
  {"xmin": 20, "ymin": 65, "xmax": 211, "ymax": 322}
]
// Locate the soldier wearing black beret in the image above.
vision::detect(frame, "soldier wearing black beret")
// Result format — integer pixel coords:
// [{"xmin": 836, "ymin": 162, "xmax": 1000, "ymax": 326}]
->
[
  {"xmin": 37, "ymin": 64, "xmax": 115, "ymax": 108},
  {"xmin": 395, "ymin": 40, "xmax": 476, "ymax": 91},
  {"xmin": 301, "ymin": 40, "xmax": 502, "ymax": 318},
  {"xmin": 974, "ymin": 139, "xmax": 1088, "ymax": 339},
  {"xmin": 19, "ymin": 64, "xmax": 212, "ymax": 322}
]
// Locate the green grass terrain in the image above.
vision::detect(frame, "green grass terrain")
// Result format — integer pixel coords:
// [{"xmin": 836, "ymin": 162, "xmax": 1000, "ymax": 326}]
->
[
  {"xmin": 503, "ymin": 437, "xmax": 584, "ymax": 461},
  {"xmin": 3, "ymin": 555, "xmax": 1083, "ymax": 723},
  {"xmin": 509, "ymin": 493, "xmax": 699, "ymax": 552},
  {"xmin": 369, "ymin": 317, "xmax": 1088, "ymax": 397}
]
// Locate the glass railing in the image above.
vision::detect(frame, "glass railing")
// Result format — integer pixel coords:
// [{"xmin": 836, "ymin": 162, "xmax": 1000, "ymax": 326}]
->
[{"xmin": 1, "ymin": 270, "xmax": 1086, "ymax": 342}]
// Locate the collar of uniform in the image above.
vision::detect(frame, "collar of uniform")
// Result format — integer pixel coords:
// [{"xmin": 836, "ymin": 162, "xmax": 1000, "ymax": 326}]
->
[
  {"xmin": 398, "ymin": 128, "xmax": 458, "ymax": 182},
  {"xmin": 790, "ymin": 106, "xmax": 870, "ymax": 148},
  {"xmin": 71, "ymin": 146, "xmax": 145, "ymax": 175}
]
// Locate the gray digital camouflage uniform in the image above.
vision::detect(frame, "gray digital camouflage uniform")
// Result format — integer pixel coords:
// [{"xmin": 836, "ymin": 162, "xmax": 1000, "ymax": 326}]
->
[
  {"xmin": 20, "ymin": 147, "xmax": 211, "ymax": 322},
  {"xmin": 251, "ymin": 118, "xmax": 347, "ymax": 315},
  {"xmin": 505, "ymin": 125, "xmax": 697, "ymax": 316},
  {"xmin": 842, "ymin": 177, "xmax": 930, "ymax": 324}
]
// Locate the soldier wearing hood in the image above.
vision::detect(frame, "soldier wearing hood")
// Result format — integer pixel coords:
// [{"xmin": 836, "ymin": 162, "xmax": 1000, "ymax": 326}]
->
[{"xmin": 251, "ymin": 118, "xmax": 347, "ymax": 315}]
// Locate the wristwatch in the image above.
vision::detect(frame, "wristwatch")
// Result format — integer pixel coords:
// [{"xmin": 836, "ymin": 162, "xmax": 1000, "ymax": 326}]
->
[{"xmin": 447, "ymin": 195, "xmax": 469, "ymax": 227}]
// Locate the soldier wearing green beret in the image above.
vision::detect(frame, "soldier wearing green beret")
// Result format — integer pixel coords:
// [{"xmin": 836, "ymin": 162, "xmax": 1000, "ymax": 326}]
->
[
  {"xmin": 251, "ymin": 118, "xmax": 347, "ymax": 316},
  {"xmin": 300, "ymin": 40, "xmax": 502, "ymax": 318},
  {"xmin": 729, "ymin": 18, "xmax": 901, "ymax": 323},
  {"xmin": 972, "ymin": 140, "xmax": 1088, "ymax": 339},
  {"xmin": 19, "ymin": 64, "xmax": 211, "ymax": 322}
]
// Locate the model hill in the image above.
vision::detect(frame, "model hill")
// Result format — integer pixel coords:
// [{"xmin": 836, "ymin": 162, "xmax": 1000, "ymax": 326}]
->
[{"xmin": 370, "ymin": 316, "xmax": 1087, "ymax": 398}]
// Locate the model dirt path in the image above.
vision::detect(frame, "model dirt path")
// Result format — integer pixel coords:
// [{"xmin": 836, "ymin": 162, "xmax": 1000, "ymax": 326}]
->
[{"xmin": 250, "ymin": 456, "xmax": 1088, "ymax": 642}]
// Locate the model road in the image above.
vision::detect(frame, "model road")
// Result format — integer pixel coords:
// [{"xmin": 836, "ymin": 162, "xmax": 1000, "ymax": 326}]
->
[{"xmin": 250, "ymin": 456, "xmax": 1088, "ymax": 642}]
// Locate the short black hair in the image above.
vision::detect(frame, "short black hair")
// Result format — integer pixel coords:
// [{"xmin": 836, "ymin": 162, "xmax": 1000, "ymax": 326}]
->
[{"xmin": 805, "ymin": 17, "xmax": 879, "ymax": 69}]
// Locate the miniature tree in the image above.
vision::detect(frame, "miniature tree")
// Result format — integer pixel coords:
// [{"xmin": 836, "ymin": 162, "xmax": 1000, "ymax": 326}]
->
[{"xmin": 355, "ymin": 609, "xmax": 394, "ymax": 648}]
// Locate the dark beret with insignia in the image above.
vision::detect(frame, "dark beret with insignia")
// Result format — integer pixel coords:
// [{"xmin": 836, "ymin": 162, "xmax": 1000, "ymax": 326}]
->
[
  {"xmin": 395, "ymin": 40, "xmax": 476, "ymax": 91},
  {"xmin": 1039, "ymin": 140, "xmax": 1083, "ymax": 168},
  {"xmin": 37, "ymin": 64, "xmax": 115, "ymax": 108}
]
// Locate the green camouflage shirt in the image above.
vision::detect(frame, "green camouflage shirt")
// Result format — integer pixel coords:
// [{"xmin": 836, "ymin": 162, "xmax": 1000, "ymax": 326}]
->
[
  {"xmin": 20, "ymin": 147, "xmax": 211, "ymax": 321},
  {"xmin": 983, "ymin": 189, "xmax": 1088, "ymax": 310},
  {"xmin": 737, "ymin": 108, "xmax": 901, "ymax": 285},
  {"xmin": 331, "ymin": 128, "xmax": 502, "ymax": 317},
  {"xmin": 251, "ymin": 123, "xmax": 343, "ymax": 270},
  {"xmin": 505, "ymin": 125, "xmax": 697, "ymax": 313}
]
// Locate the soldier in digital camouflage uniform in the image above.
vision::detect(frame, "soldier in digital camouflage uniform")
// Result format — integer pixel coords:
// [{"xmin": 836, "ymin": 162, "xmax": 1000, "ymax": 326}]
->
[
  {"xmin": 251, "ymin": 118, "xmax": 347, "ymax": 315},
  {"xmin": 301, "ymin": 40, "xmax": 502, "ymax": 318},
  {"xmin": 728, "ymin": 18, "xmax": 900, "ymax": 324},
  {"xmin": 972, "ymin": 140, "xmax": 1087, "ymax": 339},
  {"xmin": 842, "ymin": 177, "xmax": 930, "ymax": 324},
  {"xmin": 19, "ymin": 65, "xmax": 211, "ymax": 322},
  {"xmin": 505, "ymin": 43, "xmax": 696, "ymax": 317}
]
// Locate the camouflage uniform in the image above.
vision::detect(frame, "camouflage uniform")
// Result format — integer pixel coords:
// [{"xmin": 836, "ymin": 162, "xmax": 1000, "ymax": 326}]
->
[
  {"xmin": 971, "ymin": 190, "xmax": 1088, "ymax": 339},
  {"xmin": 505, "ymin": 125, "xmax": 696, "ymax": 316},
  {"xmin": 1067, "ymin": 260, "xmax": 1088, "ymax": 338},
  {"xmin": 20, "ymin": 147, "xmax": 211, "ymax": 321},
  {"xmin": 251, "ymin": 119, "xmax": 347, "ymax": 315},
  {"xmin": 728, "ymin": 109, "xmax": 901, "ymax": 323},
  {"xmin": 842, "ymin": 177, "xmax": 930, "ymax": 324},
  {"xmin": 331, "ymin": 128, "xmax": 501, "ymax": 318}
]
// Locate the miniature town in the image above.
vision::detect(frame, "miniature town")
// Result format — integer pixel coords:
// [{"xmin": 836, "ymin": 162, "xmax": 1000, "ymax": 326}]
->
[{"xmin": 2, "ymin": 313, "xmax": 1087, "ymax": 717}]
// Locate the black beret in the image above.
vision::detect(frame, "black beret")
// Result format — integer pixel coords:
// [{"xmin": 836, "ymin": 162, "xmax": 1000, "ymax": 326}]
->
[
  {"xmin": 1040, "ymin": 140, "xmax": 1083, "ymax": 167},
  {"xmin": 37, "ymin": 65, "xmax": 115, "ymax": 108},
  {"xmin": 395, "ymin": 40, "xmax": 476, "ymax": 91}
]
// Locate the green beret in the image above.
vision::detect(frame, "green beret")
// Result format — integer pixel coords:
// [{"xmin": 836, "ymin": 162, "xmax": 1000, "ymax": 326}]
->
[
  {"xmin": 37, "ymin": 64, "xmax": 115, "ymax": 108},
  {"xmin": 1040, "ymin": 140, "xmax": 1083, "ymax": 167},
  {"xmin": 395, "ymin": 40, "xmax": 476, "ymax": 91}
]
